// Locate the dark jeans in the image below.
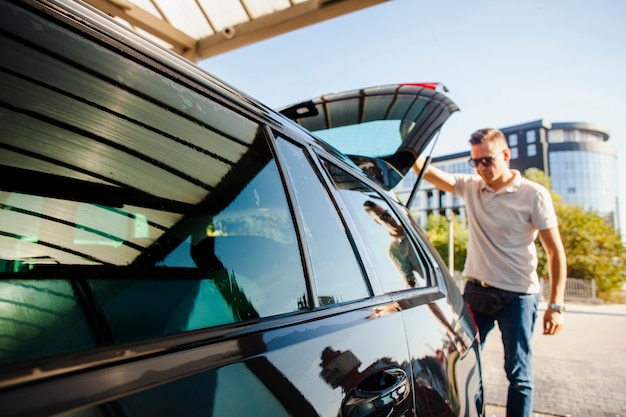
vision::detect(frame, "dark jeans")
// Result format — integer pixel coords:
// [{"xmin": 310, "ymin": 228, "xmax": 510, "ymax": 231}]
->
[{"xmin": 467, "ymin": 286, "xmax": 540, "ymax": 417}]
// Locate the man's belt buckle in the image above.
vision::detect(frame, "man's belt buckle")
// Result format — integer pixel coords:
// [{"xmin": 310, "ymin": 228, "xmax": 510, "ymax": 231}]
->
[{"xmin": 470, "ymin": 277, "xmax": 490, "ymax": 288}]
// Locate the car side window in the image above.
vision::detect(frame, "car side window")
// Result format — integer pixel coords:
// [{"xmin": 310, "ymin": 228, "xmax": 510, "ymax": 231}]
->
[
  {"xmin": 322, "ymin": 161, "xmax": 428, "ymax": 293},
  {"xmin": 274, "ymin": 136, "xmax": 369, "ymax": 306},
  {"xmin": 0, "ymin": 133, "xmax": 309, "ymax": 365},
  {"xmin": 156, "ymin": 137, "xmax": 308, "ymax": 322},
  {"xmin": 1, "ymin": 52, "xmax": 309, "ymax": 365}
]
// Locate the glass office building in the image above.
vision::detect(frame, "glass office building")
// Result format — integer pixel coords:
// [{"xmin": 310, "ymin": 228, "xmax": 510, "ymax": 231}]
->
[{"xmin": 402, "ymin": 120, "xmax": 619, "ymax": 229}]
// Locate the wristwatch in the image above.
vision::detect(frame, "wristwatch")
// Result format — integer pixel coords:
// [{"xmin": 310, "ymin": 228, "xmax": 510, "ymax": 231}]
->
[{"xmin": 548, "ymin": 303, "xmax": 566, "ymax": 313}]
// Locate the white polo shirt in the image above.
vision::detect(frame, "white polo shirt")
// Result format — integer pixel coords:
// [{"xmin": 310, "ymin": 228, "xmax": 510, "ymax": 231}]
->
[{"xmin": 454, "ymin": 170, "xmax": 558, "ymax": 294}]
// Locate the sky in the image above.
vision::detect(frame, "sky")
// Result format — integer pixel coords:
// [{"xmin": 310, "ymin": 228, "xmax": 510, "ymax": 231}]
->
[{"xmin": 199, "ymin": 0, "xmax": 626, "ymax": 227}]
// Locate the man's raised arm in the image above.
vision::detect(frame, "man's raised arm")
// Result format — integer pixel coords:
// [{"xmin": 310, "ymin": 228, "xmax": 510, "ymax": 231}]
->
[{"xmin": 412, "ymin": 156, "xmax": 457, "ymax": 194}]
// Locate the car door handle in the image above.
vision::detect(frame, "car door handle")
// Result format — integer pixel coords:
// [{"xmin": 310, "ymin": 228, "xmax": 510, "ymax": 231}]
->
[{"xmin": 340, "ymin": 368, "xmax": 410, "ymax": 417}]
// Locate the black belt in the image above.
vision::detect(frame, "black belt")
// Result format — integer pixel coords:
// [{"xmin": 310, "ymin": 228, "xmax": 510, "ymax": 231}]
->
[{"xmin": 467, "ymin": 277, "xmax": 490, "ymax": 288}]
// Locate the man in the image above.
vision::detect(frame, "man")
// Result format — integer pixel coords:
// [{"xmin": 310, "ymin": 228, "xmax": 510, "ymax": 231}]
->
[{"xmin": 413, "ymin": 128, "xmax": 567, "ymax": 417}]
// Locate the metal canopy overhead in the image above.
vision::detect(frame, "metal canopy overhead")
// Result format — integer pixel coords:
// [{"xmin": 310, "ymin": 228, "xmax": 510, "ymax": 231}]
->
[{"xmin": 83, "ymin": 0, "xmax": 389, "ymax": 62}]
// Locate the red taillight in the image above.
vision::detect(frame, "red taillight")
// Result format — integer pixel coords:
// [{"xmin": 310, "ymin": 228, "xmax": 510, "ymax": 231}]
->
[{"xmin": 399, "ymin": 82, "xmax": 449, "ymax": 92}]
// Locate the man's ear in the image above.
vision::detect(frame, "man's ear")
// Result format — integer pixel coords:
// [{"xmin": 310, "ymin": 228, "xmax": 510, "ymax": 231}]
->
[{"xmin": 503, "ymin": 148, "xmax": 512, "ymax": 162}]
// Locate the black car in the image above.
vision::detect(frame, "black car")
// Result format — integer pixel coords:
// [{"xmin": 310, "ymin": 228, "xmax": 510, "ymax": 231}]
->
[{"xmin": 0, "ymin": 1, "xmax": 484, "ymax": 416}]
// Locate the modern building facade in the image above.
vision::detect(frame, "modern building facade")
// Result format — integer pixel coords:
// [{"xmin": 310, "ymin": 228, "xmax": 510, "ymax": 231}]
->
[{"xmin": 403, "ymin": 120, "xmax": 619, "ymax": 230}]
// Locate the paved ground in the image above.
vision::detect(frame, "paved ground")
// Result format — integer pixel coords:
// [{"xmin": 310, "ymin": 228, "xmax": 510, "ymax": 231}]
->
[{"xmin": 481, "ymin": 301, "xmax": 626, "ymax": 417}]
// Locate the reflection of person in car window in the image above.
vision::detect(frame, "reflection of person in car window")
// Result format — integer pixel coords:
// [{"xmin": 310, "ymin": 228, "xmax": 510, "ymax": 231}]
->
[
  {"xmin": 364, "ymin": 201, "xmax": 424, "ymax": 288},
  {"xmin": 354, "ymin": 158, "xmax": 384, "ymax": 184}
]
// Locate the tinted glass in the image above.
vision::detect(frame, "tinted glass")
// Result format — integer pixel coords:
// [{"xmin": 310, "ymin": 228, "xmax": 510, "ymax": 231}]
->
[
  {"xmin": 0, "ymin": 2, "xmax": 308, "ymax": 363},
  {"xmin": 157, "ymin": 155, "xmax": 307, "ymax": 319},
  {"xmin": 323, "ymin": 162, "xmax": 427, "ymax": 292},
  {"xmin": 280, "ymin": 85, "xmax": 459, "ymax": 177},
  {"xmin": 0, "ymin": 280, "xmax": 97, "ymax": 365},
  {"xmin": 275, "ymin": 137, "xmax": 369, "ymax": 306},
  {"xmin": 0, "ymin": 138, "xmax": 308, "ymax": 365}
]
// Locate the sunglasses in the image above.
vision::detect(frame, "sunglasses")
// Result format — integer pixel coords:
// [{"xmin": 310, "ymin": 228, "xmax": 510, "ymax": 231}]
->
[{"xmin": 468, "ymin": 148, "xmax": 505, "ymax": 167}]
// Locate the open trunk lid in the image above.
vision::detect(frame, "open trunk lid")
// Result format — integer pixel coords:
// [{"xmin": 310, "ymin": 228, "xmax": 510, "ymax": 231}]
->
[{"xmin": 278, "ymin": 83, "xmax": 459, "ymax": 197}]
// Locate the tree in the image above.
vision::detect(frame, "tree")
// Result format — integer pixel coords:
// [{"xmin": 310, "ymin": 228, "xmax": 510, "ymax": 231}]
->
[
  {"xmin": 424, "ymin": 213, "xmax": 467, "ymax": 273},
  {"xmin": 525, "ymin": 168, "xmax": 626, "ymax": 299},
  {"xmin": 554, "ymin": 203, "xmax": 625, "ymax": 298}
]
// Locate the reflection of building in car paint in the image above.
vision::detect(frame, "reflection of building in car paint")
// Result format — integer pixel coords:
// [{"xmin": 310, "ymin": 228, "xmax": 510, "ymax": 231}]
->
[{"xmin": 319, "ymin": 347, "xmax": 361, "ymax": 390}]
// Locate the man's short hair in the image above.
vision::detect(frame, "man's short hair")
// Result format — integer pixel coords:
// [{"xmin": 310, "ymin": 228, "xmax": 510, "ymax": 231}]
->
[{"xmin": 468, "ymin": 128, "xmax": 507, "ymax": 146}]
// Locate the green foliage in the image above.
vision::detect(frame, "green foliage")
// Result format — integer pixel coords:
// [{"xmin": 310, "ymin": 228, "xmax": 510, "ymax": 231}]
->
[
  {"xmin": 424, "ymin": 213, "xmax": 467, "ymax": 272},
  {"xmin": 525, "ymin": 169, "xmax": 626, "ymax": 298},
  {"xmin": 554, "ymin": 203, "xmax": 624, "ymax": 297},
  {"xmin": 523, "ymin": 167, "xmax": 551, "ymax": 189}
]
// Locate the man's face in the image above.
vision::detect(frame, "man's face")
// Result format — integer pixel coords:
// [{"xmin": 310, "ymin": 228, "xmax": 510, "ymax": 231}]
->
[{"xmin": 470, "ymin": 141, "xmax": 509, "ymax": 185}]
